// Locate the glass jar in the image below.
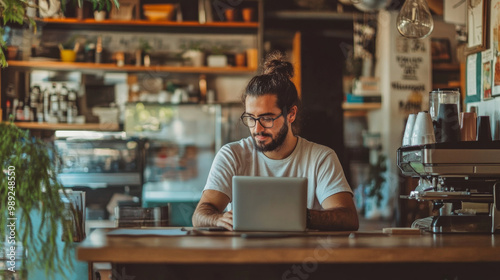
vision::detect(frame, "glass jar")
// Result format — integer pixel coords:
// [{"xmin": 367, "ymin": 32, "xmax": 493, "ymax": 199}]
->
[{"xmin": 429, "ymin": 88, "xmax": 460, "ymax": 121}]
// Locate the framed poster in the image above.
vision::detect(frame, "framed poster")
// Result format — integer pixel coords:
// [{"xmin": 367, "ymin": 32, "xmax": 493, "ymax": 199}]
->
[
  {"xmin": 483, "ymin": 60, "xmax": 493, "ymax": 100},
  {"xmin": 492, "ymin": 0, "xmax": 500, "ymax": 97},
  {"xmin": 466, "ymin": 52, "xmax": 481, "ymax": 103},
  {"xmin": 431, "ymin": 38, "xmax": 452, "ymax": 63},
  {"xmin": 466, "ymin": 0, "xmax": 489, "ymax": 54}
]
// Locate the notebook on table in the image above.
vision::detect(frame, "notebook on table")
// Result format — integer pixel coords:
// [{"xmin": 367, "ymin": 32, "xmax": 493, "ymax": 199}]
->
[{"xmin": 232, "ymin": 176, "xmax": 308, "ymax": 232}]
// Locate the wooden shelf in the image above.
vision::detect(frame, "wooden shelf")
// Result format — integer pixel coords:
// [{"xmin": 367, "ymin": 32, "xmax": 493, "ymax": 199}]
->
[
  {"xmin": 6, "ymin": 60, "xmax": 257, "ymax": 74},
  {"xmin": 432, "ymin": 83, "xmax": 460, "ymax": 89},
  {"xmin": 342, "ymin": 102, "xmax": 381, "ymax": 111},
  {"xmin": 42, "ymin": 18, "xmax": 259, "ymax": 28},
  {"xmin": 267, "ymin": 11, "xmax": 356, "ymax": 21},
  {"xmin": 432, "ymin": 63, "xmax": 460, "ymax": 71},
  {"xmin": 8, "ymin": 122, "xmax": 120, "ymax": 131}
]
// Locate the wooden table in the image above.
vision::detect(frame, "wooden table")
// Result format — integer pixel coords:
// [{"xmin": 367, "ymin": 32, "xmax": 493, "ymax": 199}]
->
[{"xmin": 77, "ymin": 229, "xmax": 500, "ymax": 280}]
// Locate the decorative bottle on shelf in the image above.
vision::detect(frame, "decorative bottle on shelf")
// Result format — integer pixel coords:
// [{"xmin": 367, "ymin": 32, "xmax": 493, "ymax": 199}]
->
[
  {"xmin": 15, "ymin": 100, "xmax": 24, "ymax": 122},
  {"xmin": 67, "ymin": 90, "xmax": 78, "ymax": 124},
  {"xmin": 199, "ymin": 74, "xmax": 207, "ymax": 103},
  {"xmin": 95, "ymin": 36, "xmax": 103, "ymax": 64},
  {"xmin": 23, "ymin": 97, "xmax": 31, "ymax": 122},
  {"xmin": 43, "ymin": 87, "xmax": 50, "ymax": 122},
  {"xmin": 59, "ymin": 83, "xmax": 69, "ymax": 123},
  {"xmin": 86, "ymin": 43, "xmax": 96, "ymax": 63},
  {"xmin": 30, "ymin": 85, "xmax": 41, "ymax": 122},
  {"xmin": 5, "ymin": 100, "xmax": 13, "ymax": 121},
  {"xmin": 36, "ymin": 86, "xmax": 44, "ymax": 123},
  {"xmin": 49, "ymin": 83, "xmax": 59, "ymax": 123}
]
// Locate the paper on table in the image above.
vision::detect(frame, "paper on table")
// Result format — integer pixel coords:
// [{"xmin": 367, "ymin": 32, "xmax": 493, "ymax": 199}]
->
[{"xmin": 107, "ymin": 228, "xmax": 188, "ymax": 236}]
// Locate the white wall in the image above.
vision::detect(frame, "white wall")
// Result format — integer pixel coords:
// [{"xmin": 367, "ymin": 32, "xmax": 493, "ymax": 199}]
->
[{"xmin": 367, "ymin": 11, "xmax": 432, "ymax": 218}]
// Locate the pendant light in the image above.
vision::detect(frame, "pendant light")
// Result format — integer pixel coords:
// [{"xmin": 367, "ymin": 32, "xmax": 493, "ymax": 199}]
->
[{"xmin": 396, "ymin": 0, "xmax": 434, "ymax": 39}]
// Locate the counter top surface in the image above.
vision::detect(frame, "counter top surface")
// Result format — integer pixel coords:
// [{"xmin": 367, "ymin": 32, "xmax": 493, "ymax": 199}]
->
[{"xmin": 77, "ymin": 228, "xmax": 500, "ymax": 264}]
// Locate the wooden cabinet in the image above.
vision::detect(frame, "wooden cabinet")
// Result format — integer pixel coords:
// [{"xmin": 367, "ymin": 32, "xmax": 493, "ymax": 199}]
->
[{"xmin": 431, "ymin": 62, "xmax": 461, "ymax": 89}]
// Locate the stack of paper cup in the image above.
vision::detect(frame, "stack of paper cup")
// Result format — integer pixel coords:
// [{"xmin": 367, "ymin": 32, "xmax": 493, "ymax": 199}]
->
[
  {"xmin": 460, "ymin": 112, "xmax": 477, "ymax": 141},
  {"xmin": 411, "ymin": 112, "xmax": 436, "ymax": 146}
]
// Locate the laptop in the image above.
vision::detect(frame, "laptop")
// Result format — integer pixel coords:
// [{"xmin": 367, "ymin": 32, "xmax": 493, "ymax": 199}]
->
[{"xmin": 232, "ymin": 176, "xmax": 308, "ymax": 232}]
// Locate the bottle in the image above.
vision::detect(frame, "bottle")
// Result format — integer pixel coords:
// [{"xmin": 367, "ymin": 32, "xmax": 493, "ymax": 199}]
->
[
  {"xmin": 129, "ymin": 84, "xmax": 140, "ymax": 102},
  {"xmin": 207, "ymin": 89, "xmax": 215, "ymax": 104},
  {"xmin": 29, "ymin": 86, "xmax": 41, "ymax": 122},
  {"xmin": 67, "ymin": 105, "xmax": 73, "ymax": 124},
  {"xmin": 68, "ymin": 89, "xmax": 77, "ymax": 105},
  {"xmin": 95, "ymin": 36, "xmax": 102, "ymax": 64},
  {"xmin": 15, "ymin": 100, "xmax": 24, "ymax": 122},
  {"xmin": 187, "ymin": 84, "xmax": 199, "ymax": 103},
  {"xmin": 5, "ymin": 100, "xmax": 13, "ymax": 121},
  {"xmin": 67, "ymin": 90, "xmax": 78, "ymax": 124},
  {"xmin": 199, "ymin": 75, "xmax": 207, "ymax": 103},
  {"xmin": 49, "ymin": 83, "xmax": 59, "ymax": 123},
  {"xmin": 59, "ymin": 83, "xmax": 69, "ymax": 123},
  {"xmin": 23, "ymin": 98, "xmax": 31, "ymax": 122},
  {"xmin": 43, "ymin": 87, "xmax": 50, "ymax": 122},
  {"xmin": 36, "ymin": 87, "xmax": 44, "ymax": 123},
  {"xmin": 86, "ymin": 43, "xmax": 96, "ymax": 63}
]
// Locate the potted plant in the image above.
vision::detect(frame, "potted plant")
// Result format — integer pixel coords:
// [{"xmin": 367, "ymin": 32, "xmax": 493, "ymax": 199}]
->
[
  {"xmin": 0, "ymin": 121, "xmax": 77, "ymax": 279},
  {"xmin": 181, "ymin": 40, "xmax": 206, "ymax": 67},
  {"xmin": 360, "ymin": 153, "xmax": 391, "ymax": 220},
  {"xmin": 137, "ymin": 38, "xmax": 153, "ymax": 66},
  {"xmin": 206, "ymin": 44, "xmax": 231, "ymax": 67},
  {"xmin": 93, "ymin": 0, "xmax": 110, "ymax": 21},
  {"xmin": 59, "ymin": 35, "xmax": 81, "ymax": 62},
  {"xmin": 0, "ymin": 0, "xmax": 119, "ymax": 67}
]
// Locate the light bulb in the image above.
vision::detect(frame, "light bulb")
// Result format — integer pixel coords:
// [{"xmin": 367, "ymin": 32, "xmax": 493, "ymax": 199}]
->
[{"xmin": 396, "ymin": 0, "xmax": 434, "ymax": 39}]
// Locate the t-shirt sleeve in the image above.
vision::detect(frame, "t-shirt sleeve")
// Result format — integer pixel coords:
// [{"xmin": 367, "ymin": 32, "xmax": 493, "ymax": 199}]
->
[
  {"xmin": 315, "ymin": 150, "xmax": 353, "ymax": 205},
  {"xmin": 203, "ymin": 144, "xmax": 237, "ymax": 201}
]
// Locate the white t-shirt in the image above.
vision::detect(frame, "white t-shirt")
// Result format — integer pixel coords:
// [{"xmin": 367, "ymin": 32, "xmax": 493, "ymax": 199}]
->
[{"xmin": 203, "ymin": 136, "xmax": 353, "ymax": 210}]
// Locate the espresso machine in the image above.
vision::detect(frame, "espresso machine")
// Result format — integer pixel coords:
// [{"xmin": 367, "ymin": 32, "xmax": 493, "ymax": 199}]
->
[
  {"xmin": 397, "ymin": 141, "xmax": 500, "ymax": 233},
  {"xmin": 54, "ymin": 131, "xmax": 146, "ymax": 220}
]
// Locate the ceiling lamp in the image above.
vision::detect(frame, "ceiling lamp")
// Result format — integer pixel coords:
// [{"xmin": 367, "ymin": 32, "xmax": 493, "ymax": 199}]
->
[{"xmin": 396, "ymin": 0, "xmax": 434, "ymax": 39}]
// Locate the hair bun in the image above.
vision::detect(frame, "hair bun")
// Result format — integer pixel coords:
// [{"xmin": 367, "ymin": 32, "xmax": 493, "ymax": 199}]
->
[{"xmin": 263, "ymin": 51, "xmax": 294, "ymax": 79}]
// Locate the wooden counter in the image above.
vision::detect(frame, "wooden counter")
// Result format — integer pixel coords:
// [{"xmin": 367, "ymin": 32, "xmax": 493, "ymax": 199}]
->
[
  {"xmin": 77, "ymin": 228, "xmax": 500, "ymax": 280},
  {"xmin": 78, "ymin": 229, "xmax": 500, "ymax": 263}
]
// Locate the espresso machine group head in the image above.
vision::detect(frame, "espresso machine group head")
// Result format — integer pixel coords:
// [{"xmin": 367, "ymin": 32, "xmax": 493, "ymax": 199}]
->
[{"xmin": 397, "ymin": 141, "xmax": 500, "ymax": 233}]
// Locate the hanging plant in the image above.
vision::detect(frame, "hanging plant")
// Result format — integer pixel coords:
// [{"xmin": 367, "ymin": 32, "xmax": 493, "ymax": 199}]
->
[
  {"xmin": 365, "ymin": 153, "xmax": 387, "ymax": 207},
  {"xmin": 0, "ymin": 0, "xmax": 120, "ymax": 67},
  {"xmin": 0, "ymin": 122, "xmax": 75, "ymax": 279}
]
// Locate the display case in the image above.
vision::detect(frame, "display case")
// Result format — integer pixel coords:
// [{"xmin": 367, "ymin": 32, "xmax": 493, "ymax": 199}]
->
[
  {"xmin": 54, "ymin": 131, "xmax": 146, "ymax": 219},
  {"xmin": 124, "ymin": 102, "xmax": 247, "ymax": 225},
  {"xmin": 55, "ymin": 137, "xmax": 145, "ymax": 187}
]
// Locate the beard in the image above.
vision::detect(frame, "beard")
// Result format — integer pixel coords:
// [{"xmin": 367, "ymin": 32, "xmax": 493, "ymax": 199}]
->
[{"xmin": 252, "ymin": 123, "xmax": 289, "ymax": 152}]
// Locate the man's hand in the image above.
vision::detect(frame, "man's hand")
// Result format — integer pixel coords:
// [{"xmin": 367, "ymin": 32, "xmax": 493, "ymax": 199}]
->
[
  {"xmin": 192, "ymin": 190, "xmax": 232, "ymax": 230},
  {"xmin": 308, "ymin": 192, "xmax": 359, "ymax": 231},
  {"xmin": 215, "ymin": 210, "xmax": 233, "ymax": 231}
]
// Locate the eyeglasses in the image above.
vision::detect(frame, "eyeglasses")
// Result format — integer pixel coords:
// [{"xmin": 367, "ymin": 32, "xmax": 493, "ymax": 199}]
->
[{"xmin": 240, "ymin": 113, "xmax": 283, "ymax": 128}]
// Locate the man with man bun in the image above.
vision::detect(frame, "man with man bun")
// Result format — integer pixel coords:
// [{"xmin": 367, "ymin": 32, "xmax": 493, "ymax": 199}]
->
[{"xmin": 192, "ymin": 51, "xmax": 358, "ymax": 231}]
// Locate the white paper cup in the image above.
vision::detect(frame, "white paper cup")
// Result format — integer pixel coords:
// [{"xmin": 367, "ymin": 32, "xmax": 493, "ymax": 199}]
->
[
  {"xmin": 402, "ymin": 113, "xmax": 417, "ymax": 146},
  {"xmin": 411, "ymin": 111, "xmax": 436, "ymax": 145}
]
